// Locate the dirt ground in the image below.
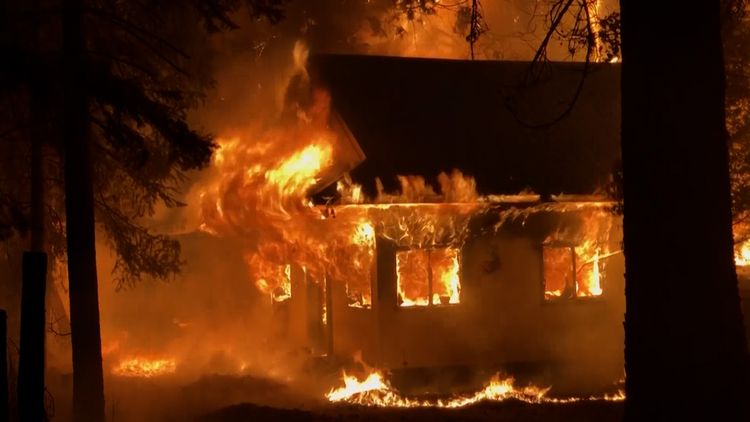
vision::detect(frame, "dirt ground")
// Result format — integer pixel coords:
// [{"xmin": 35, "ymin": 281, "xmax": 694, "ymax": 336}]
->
[{"xmin": 198, "ymin": 401, "xmax": 624, "ymax": 422}]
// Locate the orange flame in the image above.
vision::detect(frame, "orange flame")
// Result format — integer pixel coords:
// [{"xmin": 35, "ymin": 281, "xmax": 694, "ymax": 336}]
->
[
  {"xmin": 326, "ymin": 370, "xmax": 625, "ymax": 407},
  {"xmin": 735, "ymin": 239, "xmax": 750, "ymax": 267},
  {"xmin": 543, "ymin": 210, "xmax": 613, "ymax": 299},
  {"xmin": 575, "ymin": 240, "xmax": 603, "ymax": 297},
  {"xmin": 112, "ymin": 357, "xmax": 177, "ymax": 378}
]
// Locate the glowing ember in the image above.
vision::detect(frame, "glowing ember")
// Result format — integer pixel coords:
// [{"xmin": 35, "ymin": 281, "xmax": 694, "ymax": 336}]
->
[
  {"xmin": 326, "ymin": 371, "xmax": 625, "ymax": 407},
  {"xmin": 735, "ymin": 239, "xmax": 750, "ymax": 266},
  {"xmin": 352, "ymin": 221, "xmax": 375, "ymax": 247},
  {"xmin": 112, "ymin": 357, "xmax": 177, "ymax": 378},
  {"xmin": 345, "ymin": 221, "xmax": 376, "ymax": 308}
]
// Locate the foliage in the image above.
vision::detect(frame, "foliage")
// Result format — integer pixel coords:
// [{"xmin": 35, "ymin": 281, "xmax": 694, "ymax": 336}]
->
[
  {"xmin": 596, "ymin": 11, "xmax": 621, "ymax": 62},
  {"xmin": 0, "ymin": 0, "xmax": 285, "ymax": 287},
  {"xmin": 383, "ymin": 0, "xmax": 487, "ymax": 48},
  {"xmin": 529, "ymin": 1, "xmax": 749, "ymax": 228},
  {"xmin": 393, "ymin": 0, "xmax": 439, "ymax": 22},
  {"xmin": 724, "ymin": 1, "xmax": 750, "ymax": 233}
]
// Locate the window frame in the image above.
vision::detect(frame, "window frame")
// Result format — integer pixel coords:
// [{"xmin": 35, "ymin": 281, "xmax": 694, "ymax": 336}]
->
[
  {"xmin": 541, "ymin": 242, "xmax": 605, "ymax": 302},
  {"xmin": 394, "ymin": 245, "xmax": 462, "ymax": 309}
]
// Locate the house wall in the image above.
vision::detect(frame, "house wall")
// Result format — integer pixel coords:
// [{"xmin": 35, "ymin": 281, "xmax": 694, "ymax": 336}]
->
[{"xmin": 328, "ymin": 209, "xmax": 626, "ymax": 391}]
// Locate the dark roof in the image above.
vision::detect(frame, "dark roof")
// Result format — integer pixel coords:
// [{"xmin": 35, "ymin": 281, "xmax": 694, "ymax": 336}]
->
[{"xmin": 310, "ymin": 54, "xmax": 621, "ymax": 197}]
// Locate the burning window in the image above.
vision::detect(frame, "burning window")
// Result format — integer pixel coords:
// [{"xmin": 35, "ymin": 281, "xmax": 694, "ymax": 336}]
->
[
  {"xmin": 255, "ymin": 264, "xmax": 291, "ymax": 303},
  {"xmin": 346, "ymin": 278, "xmax": 372, "ymax": 308},
  {"xmin": 543, "ymin": 244, "xmax": 603, "ymax": 300},
  {"xmin": 396, "ymin": 248, "xmax": 461, "ymax": 307},
  {"xmin": 542, "ymin": 246, "xmax": 575, "ymax": 299},
  {"xmin": 346, "ymin": 221, "xmax": 375, "ymax": 308},
  {"xmin": 574, "ymin": 242, "xmax": 603, "ymax": 297}
]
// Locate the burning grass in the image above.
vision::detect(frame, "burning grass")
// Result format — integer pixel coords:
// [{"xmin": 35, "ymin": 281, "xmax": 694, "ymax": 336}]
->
[
  {"xmin": 112, "ymin": 357, "xmax": 178, "ymax": 378},
  {"xmin": 326, "ymin": 370, "xmax": 625, "ymax": 408}
]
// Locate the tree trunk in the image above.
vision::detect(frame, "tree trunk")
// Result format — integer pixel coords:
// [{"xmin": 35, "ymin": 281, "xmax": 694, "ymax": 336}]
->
[
  {"xmin": 29, "ymin": 94, "xmax": 45, "ymax": 253},
  {"xmin": 63, "ymin": 1, "xmax": 106, "ymax": 421},
  {"xmin": 0, "ymin": 309, "xmax": 8, "ymax": 422},
  {"xmin": 17, "ymin": 252, "xmax": 46, "ymax": 422},
  {"xmin": 620, "ymin": 1, "xmax": 750, "ymax": 420},
  {"xmin": 18, "ymin": 2, "xmax": 51, "ymax": 420}
]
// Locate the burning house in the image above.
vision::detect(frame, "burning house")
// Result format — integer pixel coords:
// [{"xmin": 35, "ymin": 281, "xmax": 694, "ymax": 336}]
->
[{"xmin": 259, "ymin": 54, "xmax": 626, "ymax": 393}]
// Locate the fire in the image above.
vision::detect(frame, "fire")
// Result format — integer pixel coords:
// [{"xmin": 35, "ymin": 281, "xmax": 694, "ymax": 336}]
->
[
  {"xmin": 326, "ymin": 370, "xmax": 625, "ymax": 407},
  {"xmin": 432, "ymin": 248, "xmax": 461, "ymax": 305},
  {"xmin": 543, "ymin": 246, "xmax": 574, "ymax": 299},
  {"xmin": 264, "ymin": 143, "xmax": 333, "ymax": 210},
  {"xmin": 396, "ymin": 247, "xmax": 461, "ymax": 307},
  {"xmin": 396, "ymin": 249, "xmax": 430, "ymax": 307},
  {"xmin": 345, "ymin": 220, "xmax": 376, "ymax": 307},
  {"xmin": 352, "ymin": 221, "xmax": 375, "ymax": 246},
  {"xmin": 337, "ymin": 175, "xmax": 364, "ymax": 204},
  {"xmin": 112, "ymin": 357, "xmax": 177, "ymax": 378},
  {"xmin": 255, "ymin": 263, "xmax": 291, "ymax": 302},
  {"xmin": 543, "ymin": 210, "xmax": 614, "ymax": 300},
  {"xmin": 575, "ymin": 240, "xmax": 603, "ymax": 297},
  {"xmin": 326, "ymin": 371, "xmax": 390, "ymax": 403}
]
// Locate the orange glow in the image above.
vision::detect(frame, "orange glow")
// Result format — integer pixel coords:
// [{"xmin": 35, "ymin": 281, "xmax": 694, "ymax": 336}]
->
[
  {"xmin": 543, "ymin": 246, "xmax": 575, "ymax": 299},
  {"xmin": 112, "ymin": 357, "xmax": 177, "ymax": 378},
  {"xmin": 431, "ymin": 248, "xmax": 461, "ymax": 305},
  {"xmin": 396, "ymin": 247, "xmax": 461, "ymax": 307},
  {"xmin": 735, "ymin": 239, "xmax": 750, "ymax": 267},
  {"xmin": 265, "ymin": 143, "xmax": 333, "ymax": 205},
  {"xmin": 575, "ymin": 240, "xmax": 603, "ymax": 297},
  {"xmin": 326, "ymin": 371, "xmax": 390, "ymax": 403},
  {"xmin": 346, "ymin": 221, "xmax": 376, "ymax": 308},
  {"xmin": 396, "ymin": 249, "xmax": 430, "ymax": 307},
  {"xmin": 352, "ymin": 220, "xmax": 375, "ymax": 247}
]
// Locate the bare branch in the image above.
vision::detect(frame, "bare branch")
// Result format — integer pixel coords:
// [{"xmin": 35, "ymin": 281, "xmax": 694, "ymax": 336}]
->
[
  {"xmin": 84, "ymin": 7, "xmax": 190, "ymax": 59},
  {"xmin": 531, "ymin": 0, "xmax": 576, "ymax": 66}
]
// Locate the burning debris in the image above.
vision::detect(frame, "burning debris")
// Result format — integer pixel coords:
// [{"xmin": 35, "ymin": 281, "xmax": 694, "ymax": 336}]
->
[{"xmin": 112, "ymin": 357, "xmax": 178, "ymax": 378}]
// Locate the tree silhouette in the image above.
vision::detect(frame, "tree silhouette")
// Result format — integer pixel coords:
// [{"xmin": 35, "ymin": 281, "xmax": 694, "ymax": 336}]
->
[
  {"xmin": 725, "ymin": 3, "xmax": 750, "ymax": 237},
  {"xmin": 1, "ymin": 1, "xmax": 287, "ymax": 420},
  {"xmin": 619, "ymin": 1, "xmax": 749, "ymax": 419}
]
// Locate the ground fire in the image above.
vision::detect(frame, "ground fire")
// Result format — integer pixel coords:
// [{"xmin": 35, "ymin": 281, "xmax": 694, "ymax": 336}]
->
[{"xmin": 112, "ymin": 357, "xmax": 177, "ymax": 378}]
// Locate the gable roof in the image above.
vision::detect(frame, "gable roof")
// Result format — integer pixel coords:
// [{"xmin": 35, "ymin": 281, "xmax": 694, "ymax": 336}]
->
[{"xmin": 310, "ymin": 54, "xmax": 621, "ymax": 197}]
